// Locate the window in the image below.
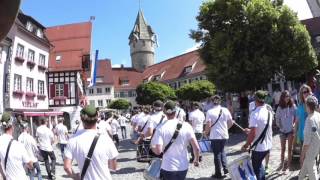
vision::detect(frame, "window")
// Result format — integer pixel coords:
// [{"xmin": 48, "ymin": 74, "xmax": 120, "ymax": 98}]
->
[
  {"xmin": 56, "ymin": 55, "xmax": 61, "ymax": 63},
  {"xmin": 89, "ymin": 100, "xmax": 95, "ymax": 106},
  {"xmin": 105, "ymin": 87, "xmax": 111, "ymax": 94},
  {"xmin": 38, "ymin": 80, "xmax": 44, "ymax": 95},
  {"xmin": 36, "ymin": 29, "xmax": 43, "ymax": 38},
  {"xmin": 26, "ymin": 78, "xmax": 34, "ymax": 92},
  {"xmin": 120, "ymin": 79, "xmax": 129, "ymax": 86},
  {"xmin": 106, "ymin": 99, "xmax": 111, "ymax": 105},
  {"xmin": 115, "ymin": 92, "xmax": 120, "ymax": 98},
  {"xmin": 97, "ymin": 88, "xmax": 102, "ymax": 94},
  {"xmin": 16, "ymin": 44, "xmax": 24, "ymax": 58},
  {"xmin": 14, "ymin": 74, "xmax": 22, "ymax": 91},
  {"xmin": 154, "ymin": 75, "xmax": 161, "ymax": 81},
  {"xmin": 128, "ymin": 91, "xmax": 136, "ymax": 97},
  {"xmin": 26, "ymin": 21, "xmax": 33, "ymax": 32},
  {"xmin": 55, "ymin": 84, "xmax": 64, "ymax": 96},
  {"xmin": 39, "ymin": 54, "xmax": 45, "ymax": 65},
  {"xmin": 28, "ymin": 49, "xmax": 35, "ymax": 62},
  {"xmin": 98, "ymin": 100, "xmax": 103, "ymax": 107},
  {"xmin": 184, "ymin": 66, "xmax": 192, "ymax": 73},
  {"xmin": 120, "ymin": 91, "xmax": 127, "ymax": 98},
  {"xmin": 89, "ymin": 89, "xmax": 94, "ymax": 94}
]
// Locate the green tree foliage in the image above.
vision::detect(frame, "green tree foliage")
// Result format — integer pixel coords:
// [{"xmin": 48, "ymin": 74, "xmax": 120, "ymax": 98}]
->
[
  {"xmin": 108, "ymin": 99, "xmax": 131, "ymax": 110},
  {"xmin": 136, "ymin": 82, "xmax": 176, "ymax": 105},
  {"xmin": 176, "ymin": 80, "xmax": 216, "ymax": 101},
  {"xmin": 191, "ymin": 0, "xmax": 317, "ymax": 92}
]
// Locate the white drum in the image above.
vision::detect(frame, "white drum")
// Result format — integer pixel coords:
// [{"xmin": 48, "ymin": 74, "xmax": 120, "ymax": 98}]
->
[{"xmin": 227, "ymin": 155, "xmax": 256, "ymax": 180}]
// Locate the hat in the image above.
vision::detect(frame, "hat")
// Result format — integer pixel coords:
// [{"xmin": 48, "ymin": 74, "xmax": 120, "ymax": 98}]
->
[
  {"xmin": 255, "ymin": 90, "xmax": 268, "ymax": 102},
  {"xmin": 1, "ymin": 112, "xmax": 12, "ymax": 128},
  {"xmin": 164, "ymin": 101, "xmax": 176, "ymax": 114},
  {"xmin": 153, "ymin": 100, "xmax": 164, "ymax": 110},
  {"xmin": 192, "ymin": 101, "xmax": 200, "ymax": 108},
  {"xmin": 81, "ymin": 105, "xmax": 98, "ymax": 117}
]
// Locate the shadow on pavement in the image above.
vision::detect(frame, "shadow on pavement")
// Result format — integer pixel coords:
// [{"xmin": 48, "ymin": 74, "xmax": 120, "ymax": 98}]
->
[
  {"xmin": 227, "ymin": 133, "xmax": 246, "ymax": 146},
  {"xmin": 111, "ymin": 167, "xmax": 144, "ymax": 175},
  {"xmin": 117, "ymin": 157, "xmax": 137, "ymax": 163}
]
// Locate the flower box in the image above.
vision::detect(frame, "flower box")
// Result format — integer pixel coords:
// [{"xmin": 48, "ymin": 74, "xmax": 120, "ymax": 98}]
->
[
  {"xmin": 25, "ymin": 92, "xmax": 36, "ymax": 98},
  {"xmin": 12, "ymin": 90, "xmax": 24, "ymax": 97},
  {"xmin": 37, "ymin": 94, "xmax": 46, "ymax": 100},
  {"xmin": 53, "ymin": 96, "xmax": 67, "ymax": 100},
  {"xmin": 15, "ymin": 56, "xmax": 25, "ymax": 63},
  {"xmin": 27, "ymin": 61, "xmax": 36, "ymax": 68},
  {"xmin": 38, "ymin": 65, "xmax": 47, "ymax": 71}
]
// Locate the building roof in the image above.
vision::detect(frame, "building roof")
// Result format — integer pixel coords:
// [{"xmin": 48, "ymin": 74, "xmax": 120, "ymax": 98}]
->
[
  {"xmin": 45, "ymin": 21, "xmax": 92, "ymax": 72},
  {"xmin": 95, "ymin": 59, "xmax": 114, "ymax": 85},
  {"xmin": 301, "ymin": 16, "xmax": 320, "ymax": 36},
  {"xmin": 142, "ymin": 50, "xmax": 206, "ymax": 82},
  {"xmin": 129, "ymin": 10, "xmax": 155, "ymax": 41},
  {"xmin": 111, "ymin": 67, "xmax": 143, "ymax": 90}
]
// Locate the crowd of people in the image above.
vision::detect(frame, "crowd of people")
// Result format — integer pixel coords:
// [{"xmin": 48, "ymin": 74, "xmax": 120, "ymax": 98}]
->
[{"xmin": 0, "ymin": 84, "xmax": 320, "ymax": 180}]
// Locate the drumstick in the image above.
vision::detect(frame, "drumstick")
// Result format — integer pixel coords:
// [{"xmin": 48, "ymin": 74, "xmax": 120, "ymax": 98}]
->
[{"xmin": 233, "ymin": 121, "xmax": 245, "ymax": 132}]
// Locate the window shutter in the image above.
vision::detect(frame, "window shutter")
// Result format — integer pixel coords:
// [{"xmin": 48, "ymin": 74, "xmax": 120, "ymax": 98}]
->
[
  {"xmin": 64, "ymin": 84, "xmax": 69, "ymax": 97},
  {"xmin": 50, "ymin": 84, "xmax": 55, "ymax": 98}
]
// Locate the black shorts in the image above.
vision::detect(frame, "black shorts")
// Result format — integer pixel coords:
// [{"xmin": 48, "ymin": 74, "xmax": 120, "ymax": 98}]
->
[{"xmin": 280, "ymin": 131, "xmax": 293, "ymax": 139}]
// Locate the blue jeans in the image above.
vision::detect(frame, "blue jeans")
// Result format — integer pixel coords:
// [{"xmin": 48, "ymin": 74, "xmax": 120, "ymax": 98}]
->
[
  {"xmin": 251, "ymin": 150, "xmax": 269, "ymax": 180},
  {"xmin": 59, "ymin": 143, "xmax": 66, "ymax": 160},
  {"xmin": 28, "ymin": 161, "xmax": 42, "ymax": 180},
  {"xmin": 211, "ymin": 139, "xmax": 228, "ymax": 176},
  {"xmin": 160, "ymin": 169, "xmax": 188, "ymax": 180}
]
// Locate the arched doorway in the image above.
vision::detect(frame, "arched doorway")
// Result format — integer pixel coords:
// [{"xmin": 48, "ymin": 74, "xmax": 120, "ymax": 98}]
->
[{"xmin": 63, "ymin": 112, "xmax": 71, "ymax": 130}]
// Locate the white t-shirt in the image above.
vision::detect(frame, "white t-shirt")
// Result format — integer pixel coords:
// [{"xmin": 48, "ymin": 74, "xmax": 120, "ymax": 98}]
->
[
  {"xmin": 249, "ymin": 105, "xmax": 273, "ymax": 152},
  {"xmin": 151, "ymin": 119, "xmax": 196, "ymax": 171},
  {"xmin": 137, "ymin": 113, "xmax": 151, "ymax": 135},
  {"xmin": 110, "ymin": 119, "xmax": 120, "ymax": 135},
  {"xmin": 18, "ymin": 132, "xmax": 38, "ymax": 162},
  {"xmin": 0, "ymin": 134, "xmax": 30, "ymax": 180},
  {"xmin": 273, "ymin": 91, "xmax": 281, "ymax": 105},
  {"xmin": 65, "ymin": 129, "xmax": 119, "ymax": 180},
  {"xmin": 55, "ymin": 123, "xmax": 69, "ymax": 144},
  {"xmin": 119, "ymin": 116, "xmax": 127, "ymax": 127},
  {"xmin": 36, "ymin": 125, "xmax": 54, "ymax": 152},
  {"xmin": 175, "ymin": 107, "xmax": 186, "ymax": 121},
  {"xmin": 189, "ymin": 109, "xmax": 205, "ymax": 133},
  {"xmin": 146, "ymin": 111, "xmax": 166, "ymax": 130},
  {"xmin": 98, "ymin": 120, "xmax": 112, "ymax": 135},
  {"xmin": 206, "ymin": 105, "xmax": 232, "ymax": 140}
]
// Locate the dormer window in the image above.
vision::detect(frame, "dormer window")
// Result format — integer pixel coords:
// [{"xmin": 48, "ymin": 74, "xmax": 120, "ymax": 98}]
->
[
  {"xmin": 26, "ymin": 21, "xmax": 33, "ymax": 32},
  {"xmin": 154, "ymin": 75, "xmax": 161, "ymax": 81},
  {"xmin": 36, "ymin": 29, "xmax": 43, "ymax": 38},
  {"xmin": 184, "ymin": 66, "xmax": 192, "ymax": 74},
  {"xmin": 143, "ymin": 79, "xmax": 148, "ymax": 83},
  {"xmin": 56, "ymin": 55, "xmax": 61, "ymax": 63},
  {"xmin": 120, "ymin": 79, "xmax": 129, "ymax": 86}
]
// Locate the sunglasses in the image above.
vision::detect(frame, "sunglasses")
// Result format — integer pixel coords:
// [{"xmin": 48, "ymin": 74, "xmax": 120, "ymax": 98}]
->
[{"xmin": 303, "ymin": 91, "xmax": 309, "ymax": 94}]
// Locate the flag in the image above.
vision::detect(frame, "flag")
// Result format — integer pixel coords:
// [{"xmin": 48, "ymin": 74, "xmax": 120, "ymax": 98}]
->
[{"xmin": 88, "ymin": 50, "xmax": 98, "ymax": 87}]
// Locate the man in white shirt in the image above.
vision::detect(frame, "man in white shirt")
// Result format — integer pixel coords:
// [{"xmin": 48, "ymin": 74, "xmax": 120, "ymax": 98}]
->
[
  {"xmin": 55, "ymin": 117, "xmax": 69, "ymax": 161},
  {"xmin": 176, "ymin": 102, "xmax": 186, "ymax": 121},
  {"xmin": 0, "ymin": 112, "xmax": 33, "ymax": 180},
  {"xmin": 36, "ymin": 118, "xmax": 56, "ymax": 179},
  {"xmin": 145, "ymin": 100, "xmax": 166, "ymax": 138},
  {"xmin": 242, "ymin": 90, "xmax": 273, "ymax": 180},
  {"xmin": 204, "ymin": 95, "xmax": 234, "ymax": 179},
  {"xmin": 151, "ymin": 101, "xmax": 200, "ymax": 180},
  {"xmin": 135, "ymin": 106, "xmax": 151, "ymax": 143},
  {"xmin": 118, "ymin": 114, "xmax": 128, "ymax": 139},
  {"xmin": 64, "ymin": 105, "xmax": 118, "ymax": 180},
  {"xmin": 189, "ymin": 102, "xmax": 205, "ymax": 162},
  {"xmin": 110, "ymin": 115, "xmax": 120, "ymax": 148},
  {"xmin": 97, "ymin": 117, "xmax": 112, "ymax": 137},
  {"xmin": 18, "ymin": 123, "xmax": 42, "ymax": 180}
]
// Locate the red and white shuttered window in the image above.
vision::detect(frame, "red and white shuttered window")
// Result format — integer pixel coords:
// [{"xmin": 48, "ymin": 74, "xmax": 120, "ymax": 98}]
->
[{"xmin": 49, "ymin": 84, "xmax": 69, "ymax": 98}]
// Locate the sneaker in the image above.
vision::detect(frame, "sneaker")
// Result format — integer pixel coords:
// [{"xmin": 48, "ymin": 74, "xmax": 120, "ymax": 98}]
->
[
  {"xmin": 211, "ymin": 174, "xmax": 226, "ymax": 179},
  {"xmin": 224, "ymin": 169, "xmax": 229, "ymax": 175},
  {"xmin": 265, "ymin": 166, "xmax": 270, "ymax": 175}
]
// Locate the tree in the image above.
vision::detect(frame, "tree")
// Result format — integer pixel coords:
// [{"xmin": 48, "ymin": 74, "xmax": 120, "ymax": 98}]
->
[
  {"xmin": 176, "ymin": 80, "xmax": 216, "ymax": 101},
  {"xmin": 191, "ymin": 0, "xmax": 317, "ymax": 92},
  {"xmin": 108, "ymin": 99, "xmax": 131, "ymax": 110},
  {"xmin": 136, "ymin": 82, "xmax": 176, "ymax": 105}
]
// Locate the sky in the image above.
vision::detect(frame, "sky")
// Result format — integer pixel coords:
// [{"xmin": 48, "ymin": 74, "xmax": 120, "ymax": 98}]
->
[{"xmin": 21, "ymin": 0, "xmax": 313, "ymax": 67}]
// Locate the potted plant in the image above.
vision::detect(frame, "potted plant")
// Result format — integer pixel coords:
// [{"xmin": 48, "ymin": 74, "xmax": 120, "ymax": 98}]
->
[
  {"xmin": 26, "ymin": 60, "xmax": 36, "ymax": 68},
  {"xmin": 25, "ymin": 92, "xmax": 36, "ymax": 98},
  {"xmin": 12, "ymin": 90, "xmax": 24, "ymax": 97},
  {"xmin": 37, "ymin": 94, "xmax": 46, "ymax": 99},
  {"xmin": 15, "ymin": 56, "xmax": 25, "ymax": 63}
]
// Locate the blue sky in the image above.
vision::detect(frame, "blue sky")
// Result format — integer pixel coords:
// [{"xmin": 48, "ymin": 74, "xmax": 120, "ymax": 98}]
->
[{"xmin": 21, "ymin": 0, "xmax": 312, "ymax": 67}]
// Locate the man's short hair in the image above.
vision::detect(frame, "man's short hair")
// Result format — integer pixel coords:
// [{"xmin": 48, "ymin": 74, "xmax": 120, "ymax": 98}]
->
[
  {"xmin": 306, "ymin": 95, "xmax": 318, "ymax": 112},
  {"xmin": 211, "ymin": 95, "xmax": 221, "ymax": 105}
]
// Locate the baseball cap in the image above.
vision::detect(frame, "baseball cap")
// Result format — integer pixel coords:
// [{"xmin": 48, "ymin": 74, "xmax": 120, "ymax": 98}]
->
[
  {"xmin": 255, "ymin": 90, "xmax": 268, "ymax": 102},
  {"xmin": 153, "ymin": 100, "xmax": 164, "ymax": 111},
  {"xmin": 164, "ymin": 101, "xmax": 176, "ymax": 114},
  {"xmin": 81, "ymin": 105, "xmax": 98, "ymax": 117},
  {"xmin": 1, "ymin": 112, "xmax": 13, "ymax": 128}
]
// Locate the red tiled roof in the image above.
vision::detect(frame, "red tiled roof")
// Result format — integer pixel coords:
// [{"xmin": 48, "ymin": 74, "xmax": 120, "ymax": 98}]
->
[
  {"xmin": 111, "ymin": 68, "xmax": 143, "ymax": 90},
  {"xmin": 45, "ymin": 22, "xmax": 92, "ymax": 72},
  {"xmin": 142, "ymin": 50, "xmax": 206, "ymax": 82},
  {"xmin": 96, "ymin": 59, "xmax": 114, "ymax": 85},
  {"xmin": 301, "ymin": 17, "xmax": 320, "ymax": 36}
]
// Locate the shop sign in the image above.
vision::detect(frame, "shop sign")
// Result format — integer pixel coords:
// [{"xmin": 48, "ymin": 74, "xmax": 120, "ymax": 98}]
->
[{"xmin": 22, "ymin": 101, "xmax": 39, "ymax": 108}]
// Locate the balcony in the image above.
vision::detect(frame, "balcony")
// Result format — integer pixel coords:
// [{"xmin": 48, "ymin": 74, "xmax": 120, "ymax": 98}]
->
[
  {"xmin": 37, "ymin": 94, "xmax": 46, "ymax": 100},
  {"xmin": 15, "ymin": 56, "xmax": 25, "ymax": 63},
  {"xmin": 26, "ymin": 60, "xmax": 36, "ymax": 68},
  {"xmin": 38, "ymin": 64, "xmax": 47, "ymax": 71},
  {"xmin": 25, "ymin": 92, "xmax": 36, "ymax": 98},
  {"xmin": 12, "ymin": 90, "xmax": 24, "ymax": 97}
]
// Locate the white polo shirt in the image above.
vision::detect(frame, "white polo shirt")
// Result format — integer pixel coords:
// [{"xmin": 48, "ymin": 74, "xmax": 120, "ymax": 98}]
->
[
  {"xmin": 110, "ymin": 119, "xmax": 120, "ymax": 135},
  {"xmin": 137, "ymin": 113, "xmax": 151, "ymax": 135},
  {"xmin": 65, "ymin": 129, "xmax": 119, "ymax": 180},
  {"xmin": 151, "ymin": 118, "xmax": 196, "ymax": 171},
  {"xmin": 119, "ymin": 116, "xmax": 127, "ymax": 127},
  {"xmin": 146, "ymin": 111, "xmax": 166, "ymax": 130},
  {"xmin": 0, "ymin": 134, "xmax": 30, "ymax": 180},
  {"xmin": 18, "ymin": 132, "xmax": 38, "ymax": 162},
  {"xmin": 55, "ymin": 123, "xmax": 69, "ymax": 144},
  {"xmin": 97, "ymin": 120, "xmax": 112, "ymax": 135},
  {"xmin": 206, "ymin": 105, "xmax": 232, "ymax": 140},
  {"xmin": 175, "ymin": 107, "xmax": 186, "ymax": 121},
  {"xmin": 249, "ymin": 104, "xmax": 273, "ymax": 152},
  {"xmin": 189, "ymin": 109, "xmax": 205, "ymax": 133},
  {"xmin": 36, "ymin": 125, "xmax": 54, "ymax": 152}
]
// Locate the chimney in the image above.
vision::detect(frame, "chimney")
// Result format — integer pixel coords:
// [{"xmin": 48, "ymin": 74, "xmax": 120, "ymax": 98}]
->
[{"xmin": 121, "ymin": 64, "xmax": 124, "ymax": 69}]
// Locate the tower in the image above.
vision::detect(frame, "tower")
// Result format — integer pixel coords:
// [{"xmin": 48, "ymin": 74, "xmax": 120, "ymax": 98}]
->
[
  {"xmin": 129, "ymin": 9, "xmax": 157, "ymax": 71},
  {"xmin": 306, "ymin": 0, "xmax": 320, "ymax": 17}
]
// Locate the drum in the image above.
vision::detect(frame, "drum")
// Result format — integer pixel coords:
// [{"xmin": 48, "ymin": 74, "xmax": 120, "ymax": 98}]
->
[
  {"xmin": 143, "ymin": 158, "xmax": 162, "ymax": 180},
  {"xmin": 227, "ymin": 155, "xmax": 256, "ymax": 180},
  {"xmin": 198, "ymin": 139, "xmax": 212, "ymax": 153},
  {"xmin": 137, "ymin": 139, "xmax": 156, "ymax": 162}
]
